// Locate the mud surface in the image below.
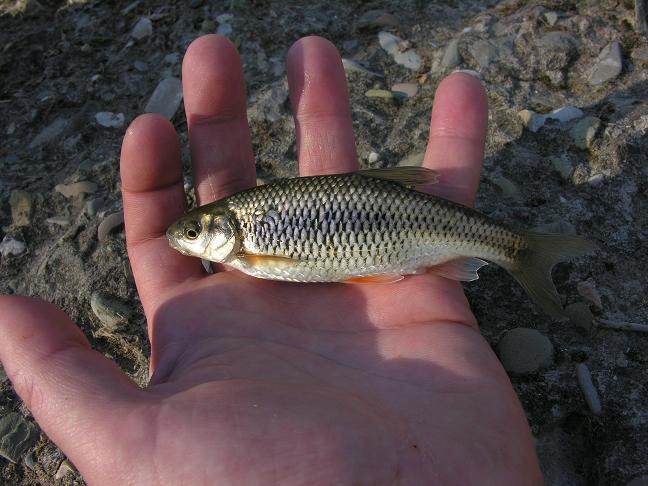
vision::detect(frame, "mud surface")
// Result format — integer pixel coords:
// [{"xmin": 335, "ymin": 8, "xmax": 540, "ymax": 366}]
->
[{"xmin": 1, "ymin": 0, "xmax": 647, "ymax": 484}]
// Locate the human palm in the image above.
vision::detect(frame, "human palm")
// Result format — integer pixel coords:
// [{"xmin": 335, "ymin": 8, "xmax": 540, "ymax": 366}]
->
[{"xmin": 0, "ymin": 36, "xmax": 541, "ymax": 485}]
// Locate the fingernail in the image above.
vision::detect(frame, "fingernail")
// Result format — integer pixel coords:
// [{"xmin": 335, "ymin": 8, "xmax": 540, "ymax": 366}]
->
[{"xmin": 452, "ymin": 69, "xmax": 483, "ymax": 80}]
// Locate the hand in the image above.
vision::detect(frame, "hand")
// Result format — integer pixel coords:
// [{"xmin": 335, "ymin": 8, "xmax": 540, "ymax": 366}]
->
[{"xmin": 0, "ymin": 35, "xmax": 541, "ymax": 485}]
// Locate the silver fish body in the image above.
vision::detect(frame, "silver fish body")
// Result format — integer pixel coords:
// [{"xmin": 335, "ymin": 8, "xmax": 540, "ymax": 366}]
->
[{"xmin": 167, "ymin": 167, "xmax": 596, "ymax": 319}]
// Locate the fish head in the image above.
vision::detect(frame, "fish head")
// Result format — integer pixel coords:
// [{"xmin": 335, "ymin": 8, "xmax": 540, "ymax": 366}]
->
[{"xmin": 166, "ymin": 207, "xmax": 239, "ymax": 262}]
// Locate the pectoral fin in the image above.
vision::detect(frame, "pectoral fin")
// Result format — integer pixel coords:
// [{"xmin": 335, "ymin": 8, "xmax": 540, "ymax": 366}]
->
[
  {"xmin": 343, "ymin": 273, "xmax": 404, "ymax": 284},
  {"xmin": 236, "ymin": 253, "xmax": 301, "ymax": 270},
  {"xmin": 427, "ymin": 257, "xmax": 488, "ymax": 282},
  {"xmin": 356, "ymin": 167, "xmax": 439, "ymax": 187}
]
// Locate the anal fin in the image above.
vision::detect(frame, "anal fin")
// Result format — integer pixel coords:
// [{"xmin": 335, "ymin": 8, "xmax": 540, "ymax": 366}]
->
[
  {"xmin": 343, "ymin": 273, "xmax": 404, "ymax": 284},
  {"xmin": 427, "ymin": 257, "xmax": 488, "ymax": 282}
]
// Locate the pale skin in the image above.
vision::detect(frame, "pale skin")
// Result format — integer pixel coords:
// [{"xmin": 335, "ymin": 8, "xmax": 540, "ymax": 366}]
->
[{"xmin": 0, "ymin": 35, "xmax": 542, "ymax": 485}]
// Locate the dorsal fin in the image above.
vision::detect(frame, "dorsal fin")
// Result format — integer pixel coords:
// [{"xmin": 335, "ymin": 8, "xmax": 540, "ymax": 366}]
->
[{"xmin": 356, "ymin": 166, "xmax": 439, "ymax": 187}]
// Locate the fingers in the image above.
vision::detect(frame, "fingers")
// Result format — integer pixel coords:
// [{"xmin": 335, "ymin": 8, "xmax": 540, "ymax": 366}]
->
[
  {"xmin": 423, "ymin": 72, "xmax": 488, "ymax": 207},
  {"xmin": 183, "ymin": 35, "xmax": 256, "ymax": 205},
  {"xmin": 0, "ymin": 296, "xmax": 142, "ymax": 474},
  {"xmin": 121, "ymin": 114, "xmax": 204, "ymax": 317},
  {"xmin": 288, "ymin": 36, "xmax": 358, "ymax": 175}
]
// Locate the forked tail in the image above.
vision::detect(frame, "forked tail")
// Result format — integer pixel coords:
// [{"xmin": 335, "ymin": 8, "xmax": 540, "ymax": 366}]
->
[{"xmin": 502, "ymin": 232, "xmax": 598, "ymax": 320}]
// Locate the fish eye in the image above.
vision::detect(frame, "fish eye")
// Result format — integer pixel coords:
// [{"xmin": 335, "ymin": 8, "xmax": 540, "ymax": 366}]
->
[{"xmin": 183, "ymin": 222, "xmax": 201, "ymax": 240}]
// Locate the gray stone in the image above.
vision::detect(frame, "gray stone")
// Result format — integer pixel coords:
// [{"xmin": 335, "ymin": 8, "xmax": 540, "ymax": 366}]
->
[
  {"xmin": 497, "ymin": 328, "xmax": 554, "ymax": 374},
  {"xmin": 95, "ymin": 112, "xmax": 125, "ymax": 128},
  {"xmin": 131, "ymin": 17, "xmax": 153, "ymax": 40},
  {"xmin": 550, "ymin": 156, "xmax": 573, "ymax": 179},
  {"xmin": 577, "ymin": 280, "xmax": 603, "ymax": 309},
  {"xmin": 520, "ymin": 106, "xmax": 584, "ymax": 133},
  {"xmin": 468, "ymin": 40, "xmax": 498, "ymax": 68},
  {"xmin": 441, "ymin": 39, "xmax": 461, "ymax": 69},
  {"xmin": 216, "ymin": 14, "xmax": 233, "ymax": 37},
  {"xmin": 29, "ymin": 117, "xmax": 68, "ymax": 149},
  {"xmin": 54, "ymin": 181, "xmax": 98, "ymax": 198},
  {"xmin": 378, "ymin": 31, "xmax": 401, "ymax": 56},
  {"xmin": 97, "ymin": 211, "xmax": 124, "ymax": 242},
  {"xmin": 588, "ymin": 41, "xmax": 623, "ymax": 85},
  {"xmin": 0, "ymin": 236, "xmax": 26, "ymax": 258},
  {"xmin": 45, "ymin": 216, "xmax": 70, "ymax": 226},
  {"xmin": 0, "ymin": 413, "xmax": 39, "ymax": 463},
  {"xmin": 9, "ymin": 190, "xmax": 33, "ymax": 227},
  {"xmin": 587, "ymin": 173, "xmax": 604, "ymax": 186},
  {"xmin": 378, "ymin": 32, "xmax": 422, "ymax": 70},
  {"xmin": 489, "ymin": 173, "xmax": 522, "ymax": 201},
  {"xmin": 565, "ymin": 302, "xmax": 594, "ymax": 330},
  {"xmin": 144, "ymin": 77, "xmax": 183, "ymax": 120},
  {"xmin": 576, "ymin": 363, "xmax": 602, "ymax": 415},
  {"xmin": 90, "ymin": 292, "xmax": 132, "ymax": 328},
  {"xmin": 571, "ymin": 116, "xmax": 600, "ymax": 149},
  {"xmin": 84, "ymin": 196, "xmax": 109, "ymax": 216},
  {"xmin": 55, "ymin": 459, "xmax": 75, "ymax": 480},
  {"xmin": 391, "ymin": 82, "xmax": 419, "ymax": 98},
  {"xmin": 544, "ymin": 11, "xmax": 559, "ymax": 26}
]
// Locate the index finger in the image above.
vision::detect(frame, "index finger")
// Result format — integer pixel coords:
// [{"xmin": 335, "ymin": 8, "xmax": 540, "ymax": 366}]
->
[{"xmin": 423, "ymin": 72, "xmax": 488, "ymax": 207}]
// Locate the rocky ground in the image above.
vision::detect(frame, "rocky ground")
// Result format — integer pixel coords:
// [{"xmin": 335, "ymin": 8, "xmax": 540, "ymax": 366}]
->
[{"xmin": 1, "ymin": 0, "xmax": 647, "ymax": 484}]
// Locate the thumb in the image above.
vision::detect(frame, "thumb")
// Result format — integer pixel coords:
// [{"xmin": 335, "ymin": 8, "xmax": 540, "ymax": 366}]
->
[{"xmin": 0, "ymin": 296, "xmax": 145, "ymax": 475}]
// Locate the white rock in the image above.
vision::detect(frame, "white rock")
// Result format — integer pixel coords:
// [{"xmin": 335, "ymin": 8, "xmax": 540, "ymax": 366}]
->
[
  {"xmin": 391, "ymin": 82, "xmax": 419, "ymax": 98},
  {"xmin": 441, "ymin": 38, "xmax": 461, "ymax": 69},
  {"xmin": 0, "ymin": 236, "xmax": 26, "ymax": 258},
  {"xmin": 144, "ymin": 77, "xmax": 183, "ymax": 120},
  {"xmin": 519, "ymin": 106, "xmax": 584, "ymax": 133},
  {"xmin": 368, "ymin": 151, "xmax": 380, "ymax": 163},
  {"xmin": 588, "ymin": 41, "xmax": 623, "ymax": 85},
  {"xmin": 576, "ymin": 363, "xmax": 602, "ymax": 415},
  {"xmin": 131, "ymin": 17, "xmax": 153, "ymax": 40},
  {"xmin": 378, "ymin": 31, "xmax": 422, "ymax": 70},
  {"xmin": 95, "ymin": 112, "xmax": 125, "ymax": 128}
]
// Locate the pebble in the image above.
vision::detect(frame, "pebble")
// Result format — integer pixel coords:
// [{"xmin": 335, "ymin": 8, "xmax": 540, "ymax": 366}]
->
[
  {"xmin": 84, "ymin": 196, "xmax": 109, "ymax": 216},
  {"xmin": 588, "ymin": 41, "xmax": 623, "ymax": 85},
  {"xmin": 45, "ymin": 216, "xmax": 70, "ymax": 226},
  {"xmin": 577, "ymin": 280, "xmax": 602, "ymax": 309},
  {"xmin": 564, "ymin": 302, "xmax": 594, "ymax": 330},
  {"xmin": 341, "ymin": 58, "xmax": 383, "ymax": 77},
  {"xmin": 144, "ymin": 77, "xmax": 183, "ymax": 120},
  {"xmin": 28, "ymin": 117, "xmax": 68, "ymax": 149},
  {"xmin": 358, "ymin": 10, "xmax": 399, "ymax": 29},
  {"xmin": 54, "ymin": 181, "xmax": 98, "ymax": 198},
  {"xmin": 570, "ymin": 116, "xmax": 600, "ymax": 148},
  {"xmin": 576, "ymin": 363, "xmax": 602, "ymax": 415},
  {"xmin": 90, "ymin": 291, "xmax": 132, "ymax": 328},
  {"xmin": 97, "ymin": 211, "xmax": 124, "ymax": 242},
  {"xmin": 544, "ymin": 11, "xmax": 559, "ymax": 26},
  {"xmin": 631, "ymin": 46, "xmax": 648, "ymax": 63},
  {"xmin": 489, "ymin": 172, "xmax": 522, "ymax": 201},
  {"xmin": 518, "ymin": 106, "xmax": 584, "ymax": 133},
  {"xmin": 133, "ymin": 60, "xmax": 148, "ymax": 72},
  {"xmin": 55, "ymin": 459, "xmax": 76, "ymax": 480},
  {"xmin": 587, "ymin": 173, "xmax": 605, "ymax": 186},
  {"xmin": 468, "ymin": 40, "xmax": 498, "ymax": 68},
  {"xmin": 131, "ymin": 17, "xmax": 153, "ymax": 40},
  {"xmin": 216, "ymin": 13, "xmax": 233, "ymax": 37},
  {"xmin": 441, "ymin": 38, "xmax": 461, "ymax": 70},
  {"xmin": 365, "ymin": 89, "xmax": 394, "ymax": 99},
  {"xmin": 0, "ymin": 412, "xmax": 39, "ymax": 463},
  {"xmin": 9, "ymin": 190, "xmax": 33, "ymax": 227},
  {"xmin": 549, "ymin": 156, "xmax": 573, "ymax": 179},
  {"xmin": 497, "ymin": 328, "xmax": 554, "ymax": 374},
  {"xmin": 368, "ymin": 151, "xmax": 380, "ymax": 164},
  {"xmin": 95, "ymin": 112, "xmax": 125, "ymax": 128},
  {"xmin": 201, "ymin": 18, "xmax": 216, "ymax": 32},
  {"xmin": 23, "ymin": 451, "xmax": 35, "ymax": 470},
  {"xmin": 0, "ymin": 236, "xmax": 26, "ymax": 258},
  {"xmin": 378, "ymin": 32, "xmax": 422, "ymax": 70},
  {"xmin": 391, "ymin": 82, "xmax": 418, "ymax": 98}
]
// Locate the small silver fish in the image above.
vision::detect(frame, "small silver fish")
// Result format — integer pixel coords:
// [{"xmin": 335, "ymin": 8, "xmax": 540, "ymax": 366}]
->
[{"xmin": 167, "ymin": 167, "xmax": 596, "ymax": 319}]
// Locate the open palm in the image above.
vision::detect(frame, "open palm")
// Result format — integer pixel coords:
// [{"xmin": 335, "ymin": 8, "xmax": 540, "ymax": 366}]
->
[{"xmin": 0, "ymin": 36, "xmax": 541, "ymax": 485}]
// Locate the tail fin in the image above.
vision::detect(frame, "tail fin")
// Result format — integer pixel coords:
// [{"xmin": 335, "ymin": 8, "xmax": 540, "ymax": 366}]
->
[{"xmin": 502, "ymin": 232, "xmax": 598, "ymax": 320}]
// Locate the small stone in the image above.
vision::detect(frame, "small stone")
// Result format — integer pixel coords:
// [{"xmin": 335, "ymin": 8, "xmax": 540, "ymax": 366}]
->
[
  {"xmin": 518, "ymin": 109, "xmax": 545, "ymax": 132},
  {"xmin": 29, "ymin": 117, "xmax": 68, "ymax": 149},
  {"xmin": 468, "ymin": 40, "xmax": 498, "ymax": 68},
  {"xmin": 200, "ymin": 18, "xmax": 216, "ymax": 32},
  {"xmin": 391, "ymin": 82, "xmax": 418, "ymax": 98},
  {"xmin": 489, "ymin": 173, "xmax": 521, "ymax": 200},
  {"xmin": 131, "ymin": 17, "xmax": 153, "ymax": 40},
  {"xmin": 497, "ymin": 328, "xmax": 554, "ymax": 374},
  {"xmin": 9, "ymin": 190, "xmax": 33, "ymax": 227},
  {"xmin": 576, "ymin": 363, "xmax": 602, "ymax": 415},
  {"xmin": 55, "ymin": 459, "xmax": 76, "ymax": 480},
  {"xmin": 341, "ymin": 58, "xmax": 382, "ymax": 77},
  {"xmin": 6, "ymin": 121, "xmax": 16, "ymax": 135},
  {"xmin": 587, "ymin": 173, "xmax": 604, "ymax": 186},
  {"xmin": 144, "ymin": 77, "xmax": 183, "ymax": 120},
  {"xmin": 631, "ymin": 46, "xmax": 648, "ymax": 63},
  {"xmin": 378, "ymin": 32, "xmax": 422, "ymax": 70},
  {"xmin": 577, "ymin": 280, "xmax": 602, "ymax": 309},
  {"xmin": 54, "ymin": 181, "xmax": 98, "ymax": 198},
  {"xmin": 98, "ymin": 211, "xmax": 124, "ymax": 242},
  {"xmin": 544, "ymin": 11, "xmax": 559, "ymax": 26},
  {"xmin": 90, "ymin": 291, "xmax": 131, "ymax": 328},
  {"xmin": 133, "ymin": 60, "xmax": 148, "ymax": 72},
  {"xmin": 441, "ymin": 38, "xmax": 461, "ymax": 69},
  {"xmin": 95, "ymin": 112, "xmax": 125, "ymax": 128},
  {"xmin": 588, "ymin": 41, "xmax": 623, "ymax": 85},
  {"xmin": 23, "ymin": 451, "xmax": 35, "ymax": 470},
  {"xmin": 45, "ymin": 216, "xmax": 70, "ymax": 226},
  {"xmin": 565, "ymin": 302, "xmax": 594, "ymax": 330},
  {"xmin": 571, "ymin": 116, "xmax": 600, "ymax": 149},
  {"xmin": 216, "ymin": 13, "xmax": 233, "ymax": 37},
  {"xmin": 368, "ymin": 151, "xmax": 380, "ymax": 164},
  {"xmin": 365, "ymin": 89, "xmax": 394, "ymax": 99},
  {"xmin": 545, "ymin": 106, "xmax": 585, "ymax": 124},
  {"xmin": 0, "ymin": 413, "xmax": 39, "ymax": 463},
  {"xmin": 0, "ymin": 236, "xmax": 26, "ymax": 258},
  {"xmin": 549, "ymin": 156, "xmax": 573, "ymax": 179},
  {"xmin": 398, "ymin": 151, "xmax": 425, "ymax": 167},
  {"xmin": 84, "ymin": 196, "xmax": 109, "ymax": 216}
]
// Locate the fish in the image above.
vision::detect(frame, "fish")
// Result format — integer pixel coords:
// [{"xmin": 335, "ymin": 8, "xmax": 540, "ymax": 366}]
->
[{"xmin": 166, "ymin": 166, "xmax": 597, "ymax": 319}]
